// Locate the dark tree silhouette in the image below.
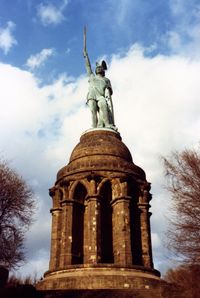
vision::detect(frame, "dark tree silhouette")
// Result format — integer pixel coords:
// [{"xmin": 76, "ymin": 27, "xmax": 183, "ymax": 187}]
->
[
  {"xmin": 163, "ymin": 147, "xmax": 200, "ymax": 264},
  {"xmin": 164, "ymin": 264, "xmax": 200, "ymax": 298},
  {"xmin": 0, "ymin": 159, "xmax": 35, "ymax": 269}
]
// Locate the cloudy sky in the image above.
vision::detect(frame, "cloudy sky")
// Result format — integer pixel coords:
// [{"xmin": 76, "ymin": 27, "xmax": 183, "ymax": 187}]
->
[{"xmin": 1, "ymin": 0, "xmax": 200, "ymax": 278}]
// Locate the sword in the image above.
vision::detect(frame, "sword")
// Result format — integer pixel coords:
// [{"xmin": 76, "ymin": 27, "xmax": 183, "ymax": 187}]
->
[
  {"xmin": 105, "ymin": 88, "xmax": 115, "ymax": 126},
  {"xmin": 109, "ymin": 96, "xmax": 115, "ymax": 126},
  {"xmin": 83, "ymin": 25, "xmax": 87, "ymax": 57}
]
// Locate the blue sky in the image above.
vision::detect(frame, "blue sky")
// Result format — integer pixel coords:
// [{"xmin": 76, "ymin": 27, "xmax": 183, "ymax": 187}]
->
[
  {"xmin": 1, "ymin": 0, "xmax": 200, "ymax": 278},
  {"xmin": 1, "ymin": 0, "xmax": 199, "ymax": 78}
]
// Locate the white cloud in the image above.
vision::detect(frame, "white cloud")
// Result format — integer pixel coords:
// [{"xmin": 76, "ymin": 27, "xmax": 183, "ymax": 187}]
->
[
  {"xmin": 0, "ymin": 21, "xmax": 17, "ymax": 54},
  {"xmin": 37, "ymin": 0, "xmax": 69, "ymax": 26},
  {"xmin": 1, "ymin": 44, "xmax": 200, "ymax": 277},
  {"xmin": 26, "ymin": 48, "xmax": 55, "ymax": 70}
]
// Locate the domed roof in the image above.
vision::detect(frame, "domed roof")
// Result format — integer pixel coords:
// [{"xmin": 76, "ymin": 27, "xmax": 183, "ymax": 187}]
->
[
  {"xmin": 57, "ymin": 129, "xmax": 146, "ymax": 181},
  {"xmin": 70, "ymin": 129, "xmax": 132, "ymax": 163}
]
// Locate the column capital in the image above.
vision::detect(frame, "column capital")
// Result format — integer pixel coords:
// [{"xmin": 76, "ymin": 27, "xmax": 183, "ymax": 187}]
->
[
  {"xmin": 60, "ymin": 199, "xmax": 84, "ymax": 209},
  {"xmin": 111, "ymin": 195, "xmax": 132, "ymax": 206},
  {"xmin": 49, "ymin": 186, "xmax": 60, "ymax": 197},
  {"xmin": 60, "ymin": 199, "xmax": 74, "ymax": 206},
  {"xmin": 50, "ymin": 207, "xmax": 62, "ymax": 213},
  {"xmin": 85, "ymin": 194, "xmax": 101, "ymax": 202},
  {"xmin": 137, "ymin": 202, "xmax": 151, "ymax": 209}
]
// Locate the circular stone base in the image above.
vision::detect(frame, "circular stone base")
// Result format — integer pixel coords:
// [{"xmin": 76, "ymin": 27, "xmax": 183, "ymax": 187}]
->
[
  {"xmin": 36, "ymin": 266, "xmax": 160, "ymax": 291},
  {"xmin": 82, "ymin": 127, "xmax": 119, "ymax": 136}
]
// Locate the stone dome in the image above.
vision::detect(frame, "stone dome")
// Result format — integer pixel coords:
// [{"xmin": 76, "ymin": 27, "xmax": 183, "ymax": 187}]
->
[
  {"xmin": 70, "ymin": 129, "xmax": 132, "ymax": 163},
  {"xmin": 57, "ymin": 129, "xmax": 146, "ymax": 181}
]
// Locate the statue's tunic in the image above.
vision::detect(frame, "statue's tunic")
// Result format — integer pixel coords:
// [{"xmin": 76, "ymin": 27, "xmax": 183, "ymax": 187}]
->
[{"xmin": 87, "ymin": 74, "xmax": 112, "ymax": 103}]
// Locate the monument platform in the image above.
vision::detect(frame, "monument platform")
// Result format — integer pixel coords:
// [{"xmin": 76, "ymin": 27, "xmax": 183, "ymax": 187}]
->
[{"xmin": 37, "ymin": 264, "xmax": 160, "ymax": 291}]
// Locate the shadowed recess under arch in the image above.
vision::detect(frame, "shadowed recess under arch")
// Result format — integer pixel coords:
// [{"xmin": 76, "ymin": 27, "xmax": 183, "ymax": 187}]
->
[
  {"xmin": 72, "ymin": 182, "xmax": 87, "ymax": 264},
  {"xmin": 100, "ymin": 180, "xmax": 114, "ymax": 263}
]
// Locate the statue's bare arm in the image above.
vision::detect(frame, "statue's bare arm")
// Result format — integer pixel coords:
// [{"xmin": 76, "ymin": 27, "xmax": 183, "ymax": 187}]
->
[{"xmin": 84, "ymin": 52, "xmax": 93, "ymax": 76}]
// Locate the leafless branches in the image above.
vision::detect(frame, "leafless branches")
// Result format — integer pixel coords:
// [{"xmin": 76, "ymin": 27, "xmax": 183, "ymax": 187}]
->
[
  {"xmin": 0, "ymin": 159, "xmax": 35, "ymax": 269},
  {"xmin": 164, "ymin": 264, "xmax": 200, "ymax": 298},
  {"xmin": 163, "ymin": 147, "xmax": 200, "ymax": 264}
]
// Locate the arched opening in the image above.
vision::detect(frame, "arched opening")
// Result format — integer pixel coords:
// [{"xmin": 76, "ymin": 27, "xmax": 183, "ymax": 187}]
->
[
  {"xmin": 100, "ymin": 181, "xmax": 114, "ymax": 263},
  {"xmin": 72, "ymin": 182, "xmax": 86, "ymax": 264},
  {"xmin": 128, "ymin": 184, "xmax": 143, "ymax": 265}
]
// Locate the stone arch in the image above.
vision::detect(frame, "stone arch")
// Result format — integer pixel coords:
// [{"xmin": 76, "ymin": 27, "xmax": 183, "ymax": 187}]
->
[
  {"xmin": 99, "ymin": 180, "xmax": 114, "ymax": 263},
  {"xmin": 97, "ymin": 178, "xmax": 110, "ymax": 195},
  {"xmin": 59, "ymin": 180, "xmax": 70, "ymax": 201},
  {"xmin": 71, "ymin": 182, "xmax": 87, "ymax": 265},
  {"xmin": 69, "ymin": 179, "xmax": 89, "ymax": 200}
]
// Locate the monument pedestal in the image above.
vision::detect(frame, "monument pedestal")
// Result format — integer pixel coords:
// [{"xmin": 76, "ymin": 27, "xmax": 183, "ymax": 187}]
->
[
  {"xmin": 37, "ymin": 264, "xmax": 160, "ymax": 291},
  {"xmin": 37, "ymin": 130, "xmax": 162, "ymax": 295}
]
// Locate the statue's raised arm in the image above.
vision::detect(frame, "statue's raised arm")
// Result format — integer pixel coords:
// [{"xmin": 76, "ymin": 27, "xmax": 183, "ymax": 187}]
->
[
  {"xmin": 83, "ymin": 26, "xmax": 93, "ymax": 76},
  {"xmin": 83, "ymin": 26, "xmax": 117, "ymax": 131}
]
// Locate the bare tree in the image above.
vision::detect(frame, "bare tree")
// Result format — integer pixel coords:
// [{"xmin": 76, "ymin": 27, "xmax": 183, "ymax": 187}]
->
[
  {"xmin": 163, "ymin": 147, "xmax": 200, "ymax": 264},
  {"xmin": 0, "ymin": 159, "xmax": 35, "ymax": 269},
  {"xmin": 164, "ymin": 264, "xmax": 200, "ymax": 298}
]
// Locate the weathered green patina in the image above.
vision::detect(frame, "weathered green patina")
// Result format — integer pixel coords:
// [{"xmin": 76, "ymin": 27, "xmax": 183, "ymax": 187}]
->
[{"xmin": 83, "ymin": 27, "xmax": 116, "ymax": 130}]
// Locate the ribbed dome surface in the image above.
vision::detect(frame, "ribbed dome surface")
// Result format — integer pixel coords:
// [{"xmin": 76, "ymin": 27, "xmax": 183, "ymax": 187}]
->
[
  {"xmin": 57, "ymin": 129, "xmax": 146, "ymax": 181},
  {"xmin": 70, "ymin": 130, "xmax": 132, "ymax": 163}
]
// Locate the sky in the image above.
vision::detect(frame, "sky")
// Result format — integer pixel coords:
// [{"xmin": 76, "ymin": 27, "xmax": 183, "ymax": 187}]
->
[{"xmin": 0, "ymin": 0, "xmax": 200, "ymax": 278}]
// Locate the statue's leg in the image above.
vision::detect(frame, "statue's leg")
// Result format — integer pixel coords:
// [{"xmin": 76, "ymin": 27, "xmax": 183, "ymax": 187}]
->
[
  {"xmin": 97, "ymin": 115, "xmax": 103, "ymax": 127},
  {"xmin": 87, "ymin": 99, "xmax": 98, "ymax": 128},
  {"xmin": 97, "ymin": 98, "xmax": 110, "ymax": 127}
]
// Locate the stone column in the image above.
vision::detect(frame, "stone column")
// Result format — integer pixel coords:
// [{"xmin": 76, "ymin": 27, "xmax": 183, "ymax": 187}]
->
[
  {"xmin": 111, "ymin": 196, "xmax": 132, "ymax": 266},
  {"xmin": 84, "ymin": 195, "xmax": 101, "ymax": 264},
  {"xmin": 58, "ymin": 182, "xmax": 74, "ymax": 267},
  {"xmin": 59, "ymin": 200, "xmax": 73, "ymax": 267},
  {"xmin": 138, "ymin": 184, "xmax": 153, "ymax": 268},
  {"xmin": 49, "ymin": 187, "xmax": 62, "ymax": 271}
]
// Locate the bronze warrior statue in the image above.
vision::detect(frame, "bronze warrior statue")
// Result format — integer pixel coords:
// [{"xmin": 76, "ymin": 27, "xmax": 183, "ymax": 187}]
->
[{"xmin": 83, "ymin": 26, "xmax": 116, "ymax": 130}]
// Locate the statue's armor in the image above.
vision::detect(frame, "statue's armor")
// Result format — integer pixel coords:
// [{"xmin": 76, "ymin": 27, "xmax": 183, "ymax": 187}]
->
[{"xmin": 87, "ymin": 74, "xmax": 112, "ymax": 102}]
